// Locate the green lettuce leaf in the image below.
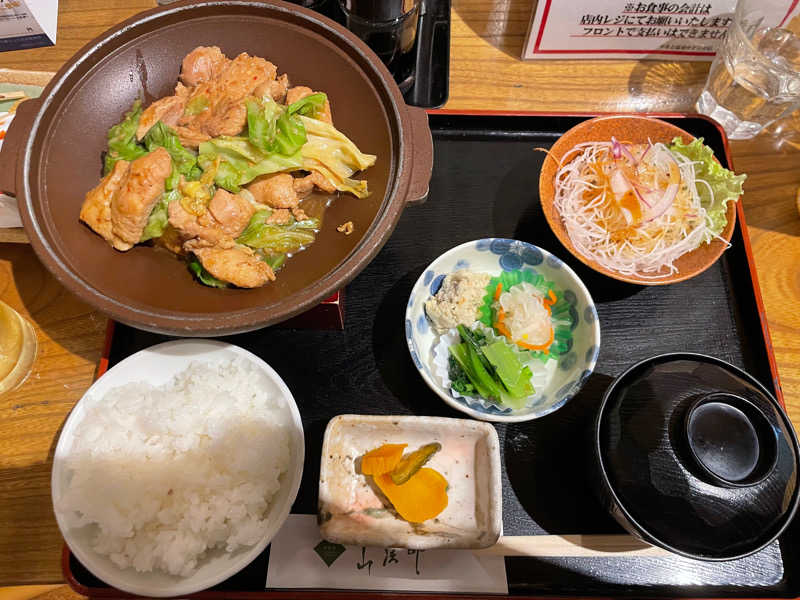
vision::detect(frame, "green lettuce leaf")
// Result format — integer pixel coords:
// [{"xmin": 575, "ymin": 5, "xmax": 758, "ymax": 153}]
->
[
  {"xmin": 104, "ymin": 100, "xmax": 148, "ymax": 174},
  {"xmin": 669, "ymin": 137, "xmax": 746, "ymax": 239},
  {"xmin": 140, "ymin": 189, "xmax": 179, "ymax": 242},
  {"xmin": 143, "ymin": 122, "xmax": 198, "ymax": 177}
]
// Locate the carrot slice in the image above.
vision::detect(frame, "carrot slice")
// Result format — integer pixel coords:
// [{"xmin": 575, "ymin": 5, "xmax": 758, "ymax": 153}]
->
[{"xmin": 516, "ymin": 326, "xmax": 554, "ymax": 352}]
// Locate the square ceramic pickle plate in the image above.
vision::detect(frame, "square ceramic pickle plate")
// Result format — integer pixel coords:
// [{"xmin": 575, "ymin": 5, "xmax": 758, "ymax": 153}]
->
[{"xmin": 318, "ymin": 415, "xmax": 502, "ymax": 549}]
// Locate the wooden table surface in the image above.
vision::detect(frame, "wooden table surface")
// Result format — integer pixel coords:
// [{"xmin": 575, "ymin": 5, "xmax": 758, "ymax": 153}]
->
[{"xmin": 1, "ymin": 0, "xmax": 799, "ymax": 586}]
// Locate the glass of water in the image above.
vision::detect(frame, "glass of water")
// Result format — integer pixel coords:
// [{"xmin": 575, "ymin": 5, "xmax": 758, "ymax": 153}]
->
[
  {"xmin": 0, "ymin": 300, "xmax": 37, "ymax": 395},
  {"xmin": 696, "ymin": 0, "xmax": 800, "ymax": 139}
]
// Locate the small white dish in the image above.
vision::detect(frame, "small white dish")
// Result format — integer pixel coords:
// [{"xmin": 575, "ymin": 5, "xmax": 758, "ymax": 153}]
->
[
  {"xmin": 318, "ymin": 414, "xmax": 502, "ymax": 549},
  {"xmin": 406, "ymin": 239, "xmax": 601, "ymax": 423},
  {"xmin": 51, "ymin": 339, "xmax": 305, "ymax": 598}
]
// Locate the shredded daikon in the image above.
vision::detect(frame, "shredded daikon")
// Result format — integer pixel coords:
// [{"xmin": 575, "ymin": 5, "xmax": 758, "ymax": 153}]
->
[
  {"xmin": 496, "ymin": 283, "xmax": 552, "ymax": 345},
  {"xmin": 553, "ymin": 140, "xmax": 720, "ymax": 279}
]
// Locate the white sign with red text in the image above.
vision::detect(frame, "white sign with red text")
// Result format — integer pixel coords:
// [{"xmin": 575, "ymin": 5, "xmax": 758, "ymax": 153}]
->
[{"xmin": 522, "ymin": 0, "xmax": 743, "ymax": 60}]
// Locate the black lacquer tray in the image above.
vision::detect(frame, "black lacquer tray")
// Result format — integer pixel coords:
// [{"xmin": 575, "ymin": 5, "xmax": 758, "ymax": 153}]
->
[{"xmin": 65, "ymin": 113, "xmax": 800, "ymax": 599}]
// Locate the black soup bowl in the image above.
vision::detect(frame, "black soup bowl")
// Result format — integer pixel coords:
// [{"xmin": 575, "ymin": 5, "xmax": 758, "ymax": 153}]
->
[{"xmin": 593, "ymin": 353, "xmax": 800, "ymax": 561}]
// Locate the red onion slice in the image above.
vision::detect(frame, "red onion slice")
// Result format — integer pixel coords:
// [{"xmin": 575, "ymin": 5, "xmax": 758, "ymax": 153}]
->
[
  {"xmin": 620, "ymin": 143, "xmax": 637, "ymax": 165},
  {"xmin": 643, "ymin": 183, "xmax": 679, "ymax": 222},
  {"xmin": 630, "ymin": 182, "xmax": 652, "ymax": 208},
  {"xmin": 611, "ymin": 136, "xmax": 622, "ymax": 159}
]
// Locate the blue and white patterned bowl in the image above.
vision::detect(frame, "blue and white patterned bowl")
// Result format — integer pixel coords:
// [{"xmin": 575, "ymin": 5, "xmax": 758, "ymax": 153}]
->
[{"xmin": 405, "ymin": 239, "xmax": 601, "ymax": 423}]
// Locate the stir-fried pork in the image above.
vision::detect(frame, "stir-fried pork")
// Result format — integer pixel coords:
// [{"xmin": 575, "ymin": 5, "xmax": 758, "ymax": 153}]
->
[
  {"xmin": 111, "ymin": 148, "xmax": 173, "ymax": 249},
  {"xmin": 79, "ymin": 159, "xmax": 129, "ymax": 246},
  {"xmin": 192, "ymin": 244, "xmax": 275, "ymax": 288},
  {"xmin": 136, "ymin": 93, "xmax": 187, "ymax": 140},
  {"xmin": 178, "ymin": 52, "xmax": 278, "ymax": 138},
  {"xmin": 180, "ymin": 46, "xmax": 228, "ymax": 87}
]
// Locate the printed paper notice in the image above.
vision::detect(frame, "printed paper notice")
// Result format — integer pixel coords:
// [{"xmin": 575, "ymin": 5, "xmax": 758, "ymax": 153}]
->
[
  {"xmin": 0, "ymin": 0, "xmax": 58, "ymax": 52},
  {"xmin": 522, "ymin": 0, "xmax": 742, "ymax": 60},
  {"xmin": 265, "ymin": 514, "xmax": 508, "ymax": 594}
]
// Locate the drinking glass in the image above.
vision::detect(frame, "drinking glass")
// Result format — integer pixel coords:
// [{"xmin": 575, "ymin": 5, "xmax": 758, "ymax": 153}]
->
[
  {"xmin": 0, "ymin": 300, "xmax": 36, "ymax": 394},
  {"xmin": 338, "ymin": 0, "xmax": 421, "ymax": 92},
  {"xmin": 696, "ymin": 0, "xmax": 800, "ymax": 139}
]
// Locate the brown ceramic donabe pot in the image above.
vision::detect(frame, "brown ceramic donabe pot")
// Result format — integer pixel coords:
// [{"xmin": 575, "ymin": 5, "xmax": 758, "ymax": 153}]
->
[{"xmin": 0, "ymin": 0, "xmax": 433, "ymax": 335}]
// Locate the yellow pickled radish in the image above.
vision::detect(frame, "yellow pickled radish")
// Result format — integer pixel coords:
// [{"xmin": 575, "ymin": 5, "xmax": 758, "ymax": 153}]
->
[{"xmin": 0, "ymin": 301, "xmax": 37, "ymax": 394}]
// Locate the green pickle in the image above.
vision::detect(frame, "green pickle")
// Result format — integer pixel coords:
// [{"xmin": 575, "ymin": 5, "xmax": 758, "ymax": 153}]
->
[{"xmin": 390, "ymin": 442, "xmax": 441, "ymax": 485}]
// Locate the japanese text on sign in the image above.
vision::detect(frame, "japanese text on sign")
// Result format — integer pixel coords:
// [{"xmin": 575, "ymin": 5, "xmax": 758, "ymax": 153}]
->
[{"xmin": 522, "ymin": 0, "xmax": 737, "ymax": 60}]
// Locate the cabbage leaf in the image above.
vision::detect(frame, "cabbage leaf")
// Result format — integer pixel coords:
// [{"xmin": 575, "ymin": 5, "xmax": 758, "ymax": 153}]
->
[
  {"xmin": 236, "ymin": 209, "xmax": 320, "ymax": 253},
  {"xmin": 140, "ymin": 189, "xmax": 179, "ymax": 242},
  {"xmin": 188, "ymin": 257, "xmax": 229, "ymax": 288},
  {"xmin": 198, "ymin": 137, "xmax": 302, "ymax": 192},
  {"xmin": 144, "ymin": 122, "xmax": 200, "ymax": 179},
  {"xmin": 104, "ymin": 100, "xmax": 148, "ymax": 174},
  {"xmin": 299, "ymin": 116, "xmax": 377, "ymax": 198}
]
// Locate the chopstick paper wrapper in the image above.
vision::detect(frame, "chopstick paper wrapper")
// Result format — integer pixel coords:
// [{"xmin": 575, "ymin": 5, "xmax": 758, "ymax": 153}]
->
[
  {"xmin": 265, "ymin": 516, "xmax": 670, "ymax": 594},
  {"xmin": 266, "ymin": 515, "xmax": 509, "ymax": 594}
]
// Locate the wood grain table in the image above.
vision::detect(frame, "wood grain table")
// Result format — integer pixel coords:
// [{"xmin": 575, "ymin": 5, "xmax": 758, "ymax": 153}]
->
[{"xmin": 1, "ymin": 0, "xmax": 799, "ymax": 586}]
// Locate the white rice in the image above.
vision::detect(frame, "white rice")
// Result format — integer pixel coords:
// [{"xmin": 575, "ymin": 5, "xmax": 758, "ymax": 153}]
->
[{"xmin": 57, "ymin": 360, "xmax": 291, "ymax": 577}]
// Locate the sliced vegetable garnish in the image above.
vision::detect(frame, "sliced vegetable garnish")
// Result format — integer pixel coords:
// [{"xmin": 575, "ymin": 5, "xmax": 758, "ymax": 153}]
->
[
  {"xmin": 479, "ymin": 269, "xmax": 574, "ymax": 361},
  {"xmin": 390, "ymin": 442, "xmax": 441, "ymax": 485},
  {"xmin": 374, "ymin": 468, "xmax": 448, "ymax": 523},
  {"xmin": 361, "ymin": 443, "xmax": 407, "ymax": 476}
]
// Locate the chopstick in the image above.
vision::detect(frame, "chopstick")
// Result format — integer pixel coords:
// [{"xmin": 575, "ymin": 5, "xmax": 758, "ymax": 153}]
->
[
  {"xmin": 473, "ymin": 535, "xmax": 672, "ymax": 558},
  {"xmin": 0, "ymin": 91, "xmax": 26, "ymax": 101}
]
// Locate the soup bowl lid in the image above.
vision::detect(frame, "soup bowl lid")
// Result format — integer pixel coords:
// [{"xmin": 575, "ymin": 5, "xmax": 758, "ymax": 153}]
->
[{"xmin": 595, "ymin": 353, "xmax": 800, "ymax": 560}]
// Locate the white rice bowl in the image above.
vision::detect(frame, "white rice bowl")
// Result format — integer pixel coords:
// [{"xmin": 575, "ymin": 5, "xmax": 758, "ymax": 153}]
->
[{"xmin": 51, "ymin": 339, "xmax": 304, "ymax": 597}]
